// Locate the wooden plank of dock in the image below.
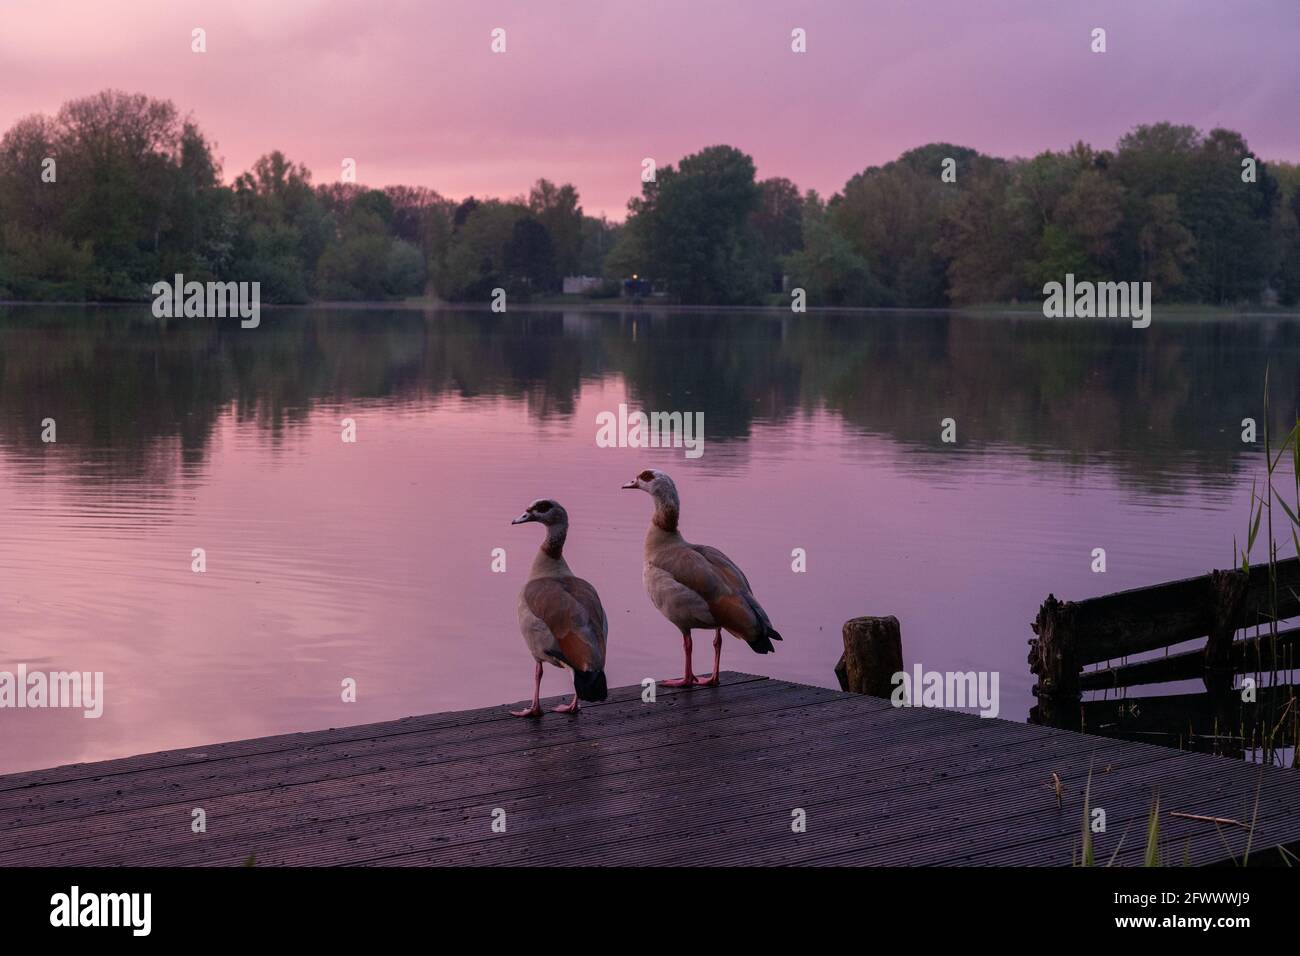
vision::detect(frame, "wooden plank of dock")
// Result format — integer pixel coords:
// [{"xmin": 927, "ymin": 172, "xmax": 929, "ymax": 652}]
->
[{"xmin": 2, "ymin": 672, "xmax": 1298, "ymax": 866}]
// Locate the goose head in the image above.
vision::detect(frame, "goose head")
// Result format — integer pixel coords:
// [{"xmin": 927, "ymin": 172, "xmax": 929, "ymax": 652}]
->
[
  {"xmin": 621, "ymin": 468, "xmax": 675, "ymax": 496},
  {"xmin": 621, "ymin": 469, "xmax": 680, "ymax": 532},
  {"xmin": 513, "ymin": 498, "xmax": 569, "ymax": 557},
  {"xmin": 511, "ymin": 498, "xmax": 568, "ymax": 528}
]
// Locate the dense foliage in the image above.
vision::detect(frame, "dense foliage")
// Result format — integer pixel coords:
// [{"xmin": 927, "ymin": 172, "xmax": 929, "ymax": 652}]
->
[
  {"xmin": 2, "ymin": 91, "xmax": 1298, "ymax": 306},
  {"xmin": 0, "ymin": 91, "xmax": 616, "ymax": 304}
]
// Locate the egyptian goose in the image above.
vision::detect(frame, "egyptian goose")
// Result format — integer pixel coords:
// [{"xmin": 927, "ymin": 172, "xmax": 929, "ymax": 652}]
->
[
  {"xmin": 621, "ymin": 469, "xmax": 782, "ymax": 686},
  {"xmin": 509, "ymin": 499, "xmax": 609, "ymax": 717}
]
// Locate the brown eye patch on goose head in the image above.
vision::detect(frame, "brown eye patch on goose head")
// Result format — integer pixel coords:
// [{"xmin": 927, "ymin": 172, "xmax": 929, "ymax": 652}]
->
[
  {"xmin": 533, "ymin": 500, "xmax": 553, "ymax": 513},
  {"xmin": 638, "ymin": 470, "xmax": 655, "ymax": 482}
]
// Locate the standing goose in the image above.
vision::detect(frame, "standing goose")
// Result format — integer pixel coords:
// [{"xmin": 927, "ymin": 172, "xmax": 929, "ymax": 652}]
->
[
  {"xmin": 622, "ymin": 469, "xmax": 782, "ymax": 686},
  {"xmin": 509, "ymin": 499, "xmax": 609, "ymax": 717}
]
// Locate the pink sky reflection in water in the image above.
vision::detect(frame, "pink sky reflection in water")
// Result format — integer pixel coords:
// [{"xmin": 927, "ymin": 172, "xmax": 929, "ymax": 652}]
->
[{"xmin": 0, "ymin": 373, "xmax": 1265, "ymax": 774}]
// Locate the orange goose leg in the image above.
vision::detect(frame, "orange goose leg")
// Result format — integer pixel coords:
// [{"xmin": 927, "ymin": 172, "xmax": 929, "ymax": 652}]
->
[
  {"xmin": 695, "ymin": 629, "xmax": 722, "ymax": 687},
  {"xmin": 662, "ymin": 630, "xmax": 701, "ymax": 687},
  {"xmin": 553, "ymin": 691, "xmax": 581, "ymax": 714},
  {"xmin": 510, "ymin": 661, "xmax": 544, "ymax": 718}
]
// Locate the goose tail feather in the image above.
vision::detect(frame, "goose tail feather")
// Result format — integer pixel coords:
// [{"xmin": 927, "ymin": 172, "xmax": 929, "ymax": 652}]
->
[
  {"xmin": 573, "ymin": 667, "xmax": 608, "ymax": 702},
  {"xmin": 744, "ymin": 595, "xmax": 782, "ymax": 653}
]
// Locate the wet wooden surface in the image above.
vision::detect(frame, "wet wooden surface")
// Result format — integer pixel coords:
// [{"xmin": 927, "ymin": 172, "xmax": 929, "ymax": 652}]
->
[{"xmin": 2, "ymin": 672, "xmax": 1298, "ymax": 866}]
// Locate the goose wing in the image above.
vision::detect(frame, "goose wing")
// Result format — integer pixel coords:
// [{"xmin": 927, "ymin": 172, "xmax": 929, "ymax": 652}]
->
[
  {"xmin": 649, "ymin": 543, "xmax": 764, "ymax": 639},
  {"xmin": 691, "ymin": 544, "xmax": 753, "ymax": 594},
  {"xmin": 523, "ymin": 575, "xmax": 607, "ymax": 671}
]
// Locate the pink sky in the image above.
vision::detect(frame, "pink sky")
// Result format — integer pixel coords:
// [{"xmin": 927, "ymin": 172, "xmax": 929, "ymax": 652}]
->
[{"xmin": 2, "ymin": 0, "xmax": 1298, "ymax": 218}]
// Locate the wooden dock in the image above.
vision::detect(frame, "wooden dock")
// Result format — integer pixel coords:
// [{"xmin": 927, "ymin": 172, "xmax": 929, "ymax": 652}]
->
[{"xmin": 3, "ymin": 673, "xmax": 1299, "ymax": 866}]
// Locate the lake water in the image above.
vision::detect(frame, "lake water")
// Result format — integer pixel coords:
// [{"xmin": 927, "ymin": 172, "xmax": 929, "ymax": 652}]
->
[{"xmin": 1, "ymin": 305, "xmax": 1297, "ymax": 774}]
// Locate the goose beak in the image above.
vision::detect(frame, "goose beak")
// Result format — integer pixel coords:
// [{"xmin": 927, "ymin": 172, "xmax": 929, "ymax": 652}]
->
[
  {"xmin": 510, "ymin": 512, "xmax": 532, "ymax": 525},
  {"xmin": 620, "ymin": 479, "xmax": 638, "ymax": 490}
]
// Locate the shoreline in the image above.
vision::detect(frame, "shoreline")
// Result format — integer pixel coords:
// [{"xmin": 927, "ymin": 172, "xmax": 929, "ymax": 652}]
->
[{"xmin": 4, "ymin": 298, "xmax": 1300, "ymax": 320}]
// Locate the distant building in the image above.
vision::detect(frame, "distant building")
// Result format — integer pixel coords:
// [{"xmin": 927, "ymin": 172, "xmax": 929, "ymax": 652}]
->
[
  {"xmin": 622, "ymin": 276, "xmax": 653, "ymax": 298},
  {"xmin": 562, "ymin": 275, "xmax": 604, "ymax": 295}
]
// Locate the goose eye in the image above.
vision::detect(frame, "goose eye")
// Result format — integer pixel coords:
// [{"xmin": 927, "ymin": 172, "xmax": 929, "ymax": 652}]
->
[
  {"xmin": 638, "ymin": 470, "xmax": 655, "ymax": 481},
  {"xmin": 535, "ymin": 501, "xmax": 552, "ymax": 513}
]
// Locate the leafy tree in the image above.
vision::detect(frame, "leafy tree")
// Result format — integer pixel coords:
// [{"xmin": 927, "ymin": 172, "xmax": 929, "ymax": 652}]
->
[
  {"xmin": 624, "ymin": 144, "xmax": 765, "ymax": 303},
  {"xmin": 752, "ymin": 177, "xmax": 804, "ymax": 289},
  {"xmin": 230, "ymin": 151, "xmax": 328, "ymax": 302},
  {"xmin": 438, "ymin": 200, "xmax": 529, "ymax": 300},
  {"xmin": 936, "ymin": 158, "xmax": 1025, "ymax": 305},
  {"xmin": 0, "ymin": 91, "xmax": 231, "ymax": 298},
  {"xmin": 527, "ymin": 179, "xmax": 583, "ymax": 280},
  {"xmin": 160, "ymin": 122, "xmax": 232, "ymax": 279},
  {"xmin": 0, "ymin": 114, "xmax": 91, "ymax": 298},
  {"xmin": 1106, "ymin": 123, "xmax": 1275, "ymax": 301},
  {"xmin": 1185, "ymin": 129, "xmax": 1278, "ymax": 302},
  {"xmin": 1137, "ymin": 193, "xmax": 1196, "ymax": 295},
  {"xmin": 0, "ymin": 114, "xmax": 61, "ymax": 239},
  {"xmin": 453, "ymin": 196, "xmax": 480, "ymax": 227},
  {"xmin": 53, "ymin": 90, "xmax": 181, "ymax": 296},
  {"xmin": 504, "ymin": 216, "xmax": 557, "ymax": 291},
  {"xmin": 384, "ymin": 239, "xmax": 427, "ymax": 296},
  {"xmin": 576, "ymin": 215, "xmax": 620, "ymax": 277},
  {"xmin": 1010, "ymin": 145, "xmax": 1123, "ymax": 288},
  {"xmin": 602, "ymin": 213, "xmax": 649, "ymax": 281},
  {"xmin": 1275, "ymin": 168, "xmax": 1300, "ymax": 305},
  {"xmin": 784, "ymin": 192, "xmax": 885, "ymax": 306},
  {"xmin": 385, "ymin": 185, "xmax": 455, "ymax": 290},
  {"xmin": 831, "ymin": 144, "xmax": 979, "ymax": 306},
  {"xmin": 1055, "ymin": 163, "xmax": 1124, "ymax": 267}
]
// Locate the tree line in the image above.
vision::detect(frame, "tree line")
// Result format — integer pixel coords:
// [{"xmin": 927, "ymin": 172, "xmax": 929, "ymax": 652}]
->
[
  {"xmin": 0, "ymin": 90, "xmax": 617, "ymax": 304},
  {"xmin": 2, "ymin": 90, "xmax": 1298, "ymax": 307}
]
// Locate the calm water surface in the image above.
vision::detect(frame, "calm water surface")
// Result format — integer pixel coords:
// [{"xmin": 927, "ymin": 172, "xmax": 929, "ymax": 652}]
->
[{"xmin": 1, "ymin": 305, "xmax": 1297, "ymax": 773}]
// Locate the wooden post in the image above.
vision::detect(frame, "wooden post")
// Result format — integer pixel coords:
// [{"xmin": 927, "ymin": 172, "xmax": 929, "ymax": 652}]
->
[
  {"xmin": 1204, "ymin": 568, "xmax": 1248, "ymax": 695},
  {"xmin": 1028, "ymin": 595, "xmax": 1081, "ymax": 730},
  {"xmin": 837, "ymin": 616, "xmax": 903, "ymax": 699}
]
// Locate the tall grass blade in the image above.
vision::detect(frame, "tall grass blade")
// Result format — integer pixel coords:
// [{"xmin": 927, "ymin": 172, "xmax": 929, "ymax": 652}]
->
[
  {"xmin": 1080, "ymin": 763, "xmax": 1095, "ymax": 867},
  {"xmin": 1144, "ymin": 792, "xmax": 1161, "ymax": 867}
]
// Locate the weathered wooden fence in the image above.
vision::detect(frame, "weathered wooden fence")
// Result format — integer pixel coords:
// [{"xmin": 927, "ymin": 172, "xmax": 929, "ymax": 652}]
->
[{"xmin": 1028, "ymin": 557, "xmax": 1300, "ymax": 751}]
